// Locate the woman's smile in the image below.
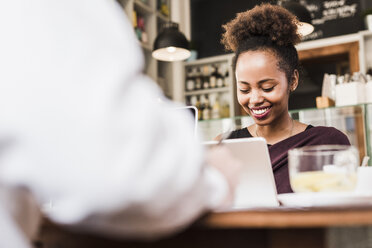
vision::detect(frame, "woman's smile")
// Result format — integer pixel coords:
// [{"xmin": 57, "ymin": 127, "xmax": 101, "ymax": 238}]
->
[{"xmin": 249, "ymin": 106, "xmax": 272, "ymax": 119}]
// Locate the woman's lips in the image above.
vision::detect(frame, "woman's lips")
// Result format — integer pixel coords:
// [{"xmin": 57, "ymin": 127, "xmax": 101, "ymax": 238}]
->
[{"xmin": 250, "ymin": 106, "xmax": 272, "ymax": 119}]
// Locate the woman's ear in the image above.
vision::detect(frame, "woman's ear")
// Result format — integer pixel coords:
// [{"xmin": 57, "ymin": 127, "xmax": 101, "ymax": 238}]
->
[{"xmin": 290, "ymin": 70, "xmax": 299, "ymax": 92}]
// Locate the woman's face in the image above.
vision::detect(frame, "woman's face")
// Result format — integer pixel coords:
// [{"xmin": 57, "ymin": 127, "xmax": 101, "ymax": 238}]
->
[{"xmin": 235, "ymin": 50, "xmax": 297, "ymax": 126}]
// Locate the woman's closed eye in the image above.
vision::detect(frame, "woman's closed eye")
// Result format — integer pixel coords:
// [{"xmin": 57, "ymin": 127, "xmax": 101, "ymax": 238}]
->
[
  {"xmin": 262, "ymin": 86, "xmax": 274, "ymax": 92},
  {"xmin": 239, "ymin": 88, "xmax": 250, "ymax": 93}
]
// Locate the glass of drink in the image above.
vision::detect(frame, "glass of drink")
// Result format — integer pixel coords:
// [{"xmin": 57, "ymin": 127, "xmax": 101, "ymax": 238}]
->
[{"xmin": 288, "ymin": 145, "xmax": 359, "ymax": 193}]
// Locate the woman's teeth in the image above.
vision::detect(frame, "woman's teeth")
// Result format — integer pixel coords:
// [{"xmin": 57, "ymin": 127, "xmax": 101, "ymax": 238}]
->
[{"xmin": 252, "ymin": 107, "xmax": 269, "ymax": 115}]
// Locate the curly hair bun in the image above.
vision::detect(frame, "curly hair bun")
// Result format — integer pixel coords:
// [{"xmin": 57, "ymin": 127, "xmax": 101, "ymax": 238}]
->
[{"xmin": 221, "ymin": 3, "xmax": 301, "ymax": 52}]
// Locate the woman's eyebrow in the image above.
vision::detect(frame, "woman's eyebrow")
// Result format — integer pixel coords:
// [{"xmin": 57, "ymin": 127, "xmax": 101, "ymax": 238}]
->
[
  {"xmin": 238, "ymin": 78, "xmax": 275, "ymax": 85},
  {"xmin": 257, "ymin": 78, "xmax": 275, "ymax": 85},
  {"xmin": 237, "ymin": 80, "xmax": 250, "ymax": 85}
]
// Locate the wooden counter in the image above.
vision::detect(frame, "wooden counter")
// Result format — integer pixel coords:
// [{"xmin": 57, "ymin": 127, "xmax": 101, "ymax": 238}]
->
[
  {"xmin": 204, "ymin": 206, "xmax": 372, "ymax": 228},
  {"xmin": 37, "ymin": 206, "xmax": 372, "ymax": 248}
]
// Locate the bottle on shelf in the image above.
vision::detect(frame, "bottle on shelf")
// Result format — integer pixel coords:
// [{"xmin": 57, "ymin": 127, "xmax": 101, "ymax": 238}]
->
[
  {"xmin": 132, "ymin": 10, "xmax": 138, "ymax": 28},
  {"xmin": 210, "ymin": 65, "xmax": 218, "ymax": 88},
  {"xmin": 210, "ymin": 93, "xmax": 221, "ymax": 119},
  {"xmin": 138, "ymin": 16, "xmax": 148, "ymax": 43},
  {"xmin": 132, "ymin": 11, "xmax": 142, "ymax": 42},
  {"xmin": 189, "ymin": 95, "xmax": 197, "ymax": 107},
  {"xmin": 133, "ymin": 13, "xmax": 147, "ymax": 43},
  {"xmin": 185, "ymin": 96, "xmax": 191, "ymax": 106},
  {"xmin": 202, "ymin": 65, "xmax": 210, "ymax": 90},
  {"xmin": 220, "ymin": 63, "xmax": 229, "ymax": 87},
  {"xmin": 191, "ymin": 96, "xmax": 202, "ymax": 120},
  {"xmin": 220, "ymin": 93, "xmax": 230, "ymax": 118},
  {"xmin": 224, "ymin": 70, "xmax": 230, "ymax": 87},
  {"xmin": 195, "ymin": 67, "xmax": 202, "ymax": 90},
  {"xmin": 198, "ymin": 95, "xmax": 205, "ymax": 120},
  {"xmin": 202, "ymin": 95, "xmax": 211, "ymax": 120},
  {"xmin": 202, "ymin": 76, "xmax": 210, "ymax": 90},
  {"xmin": 216, "ymin": 64, "xmax": 224, "ymax": 88},
  {"xmin": 141, "ymin": 30, "xmax": 148, "ymax": 43},
  {"xmin": 185, "ymin": 68, "xmax": 195, "ymax": 91}
]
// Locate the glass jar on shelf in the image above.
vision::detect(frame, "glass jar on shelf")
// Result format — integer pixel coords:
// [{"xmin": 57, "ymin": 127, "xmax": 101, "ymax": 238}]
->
[
  {"xmin": 194, "ymin": 67, "xmax": 202, "ymax": 90},
  {"xmin": 185, "ymin": 68, "xmax": 195, "ymax": 91}
]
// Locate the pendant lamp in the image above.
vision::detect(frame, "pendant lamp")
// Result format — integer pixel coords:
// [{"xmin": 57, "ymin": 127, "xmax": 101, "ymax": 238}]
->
[
  {"xmin": 281, "ymin": 1, "xmax": 314, "ymax": 36},
  {"xmin": 152, "ymin": 22, "xmax": 191, "ymax": 62}
]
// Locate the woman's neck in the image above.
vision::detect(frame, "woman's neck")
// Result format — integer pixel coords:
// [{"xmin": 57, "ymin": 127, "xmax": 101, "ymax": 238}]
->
[{"xmin": 255, "ymin": 114, "xmax": 294, "ymax": 144}]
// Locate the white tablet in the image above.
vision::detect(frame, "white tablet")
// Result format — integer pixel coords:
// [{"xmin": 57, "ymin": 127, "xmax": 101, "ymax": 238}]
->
[{"xmin": 204, "ymin": 137, "xmax": 279, "ymax": 209}]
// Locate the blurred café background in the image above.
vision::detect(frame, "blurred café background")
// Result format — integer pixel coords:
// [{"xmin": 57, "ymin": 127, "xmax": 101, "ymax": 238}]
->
[
  {"xmin": 118, "ymin": 0, "xmax": 372, "ymax": 164},
  {"xmin": 24, "ymin": 1, "xmax": 372, "ymax": 248}
]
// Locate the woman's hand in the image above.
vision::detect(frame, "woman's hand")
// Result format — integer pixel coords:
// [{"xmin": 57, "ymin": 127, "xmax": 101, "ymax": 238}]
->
[{"xmin": 205, "ymin": 146, "xmax": 242, "ymax": 207}]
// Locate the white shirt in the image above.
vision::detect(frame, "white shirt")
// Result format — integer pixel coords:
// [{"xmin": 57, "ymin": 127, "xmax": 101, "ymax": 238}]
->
[{"xmin": 0, "ymin": 0, "xmax": 228, "ymax": 245}]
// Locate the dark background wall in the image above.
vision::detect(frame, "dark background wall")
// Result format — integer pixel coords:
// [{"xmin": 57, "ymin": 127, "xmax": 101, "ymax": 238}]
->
[
  {"xmin": 191, "ymin": 0, "xmax": 370, "ymax": 59},
  {"xmin": 190, "ymin": 0, "xmax": 274, "ymax": 58}
]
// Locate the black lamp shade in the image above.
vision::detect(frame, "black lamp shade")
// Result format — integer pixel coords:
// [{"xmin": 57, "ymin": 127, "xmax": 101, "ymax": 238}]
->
[
  {"xmin": 152, "ymin": 22, "xmax": 191, "ymax": 61},
  {"xmin": 281, "ymin": 1, "xmax": 314, "ymax": 36}
]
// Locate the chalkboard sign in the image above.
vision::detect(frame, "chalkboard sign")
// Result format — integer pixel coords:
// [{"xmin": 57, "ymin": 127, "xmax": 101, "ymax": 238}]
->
[
  {"xmin": 190, "ymin": 0, "xmax": 272, "ymax": 58},
  {"xmin": 191, "ymin": 0, "xmax": 366, "ymax": 58},
  {"xmin": 302, "ymin": 0, "xmax": 364, "ymax": 41}
]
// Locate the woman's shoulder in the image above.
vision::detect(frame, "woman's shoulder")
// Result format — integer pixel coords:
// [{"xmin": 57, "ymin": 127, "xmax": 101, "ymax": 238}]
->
[
  {"xmin": 228, "ymin": 127, "xmax": 252, "ymax": 139},
  {"xmin": 308, "ymin": 125, "xmax": 344, "ymax": 134},
  {"xmin": 213, "ymin": 127, "xmax": 251, "ymax": 141},
  {"xmin": 304, "ymin": 126, "xmax": 350, "ymax": 145}
]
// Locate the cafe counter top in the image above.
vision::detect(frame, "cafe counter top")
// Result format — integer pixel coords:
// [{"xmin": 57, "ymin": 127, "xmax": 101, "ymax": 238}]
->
[
  {"xmin": 37, "ymin": 206, "xmax": 372, "ymax": 248},
  {"xmin": 202, "ymin": 206, "xmax": 372, "ymax": 228}
]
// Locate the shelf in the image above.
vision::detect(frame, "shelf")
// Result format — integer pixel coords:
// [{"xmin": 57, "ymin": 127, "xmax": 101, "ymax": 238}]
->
[
  {"xmin": 359, "ymin": 30, "xmax": 372, "ymax": 38},
  {"xmin": 182, "ymin": 54, "xmax": 236, "ymax": 119},
  {"xmin": 184, "ymin": 54, "xmax": 234, "ymax": 66},
  {"xmin": 296, "ymin": 32, "xmax": 365, "ymax": 51},
  {"xmin": 134, "ymin": 0, "xmax": 153, "ymax": 15},
  {"xmin": 184, "ymin": 87, "xmax": 230, "ymax": 96},
  {"xmin": 117, "ymin": 0, "xmax": 175, "ymax": 99}
]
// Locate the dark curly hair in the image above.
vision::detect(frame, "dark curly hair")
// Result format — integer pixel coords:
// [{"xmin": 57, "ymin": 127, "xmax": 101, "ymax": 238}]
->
[{"xmin": 221, "ymin": 3, "xmax": 301, "ymax": 85}]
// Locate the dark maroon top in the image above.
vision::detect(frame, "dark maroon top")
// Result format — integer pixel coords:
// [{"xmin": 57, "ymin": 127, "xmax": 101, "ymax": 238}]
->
[{"xmin": 227, "ymin": 126, "xmax": 351, "ymax": 194}]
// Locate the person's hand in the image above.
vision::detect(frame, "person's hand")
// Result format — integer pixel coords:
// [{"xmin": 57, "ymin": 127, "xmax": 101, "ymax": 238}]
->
[{"xmin": 205, "ymin": 146, "xmax": 242, "ymax": 207}]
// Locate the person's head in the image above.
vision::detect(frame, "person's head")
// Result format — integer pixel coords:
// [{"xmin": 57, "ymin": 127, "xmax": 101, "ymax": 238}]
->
[{"xmin": 221, "ymin": 3, "xmax": 301, "ymax": 125}]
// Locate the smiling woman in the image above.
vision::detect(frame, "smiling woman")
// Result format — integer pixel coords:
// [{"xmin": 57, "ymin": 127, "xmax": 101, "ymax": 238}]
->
[
  {"xmin": 235, "ymin": 50, "xmax": 295, "ymax": 135},
  {"xmin": 216, "ymin": 3, "xmax": 351, "ymax": 194}
]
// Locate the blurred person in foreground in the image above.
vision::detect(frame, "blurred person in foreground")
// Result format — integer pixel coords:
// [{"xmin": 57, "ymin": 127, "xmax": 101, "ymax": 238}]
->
[{"xmin": 0, "ymin": 0, "xmax": 241, "ymax": 247}]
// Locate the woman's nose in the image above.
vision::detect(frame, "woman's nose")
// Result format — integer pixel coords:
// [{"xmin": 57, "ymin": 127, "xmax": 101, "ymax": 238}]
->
[{"xmin": 249, "ymin": 89, "xmax": 263, "ymax": 104}]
